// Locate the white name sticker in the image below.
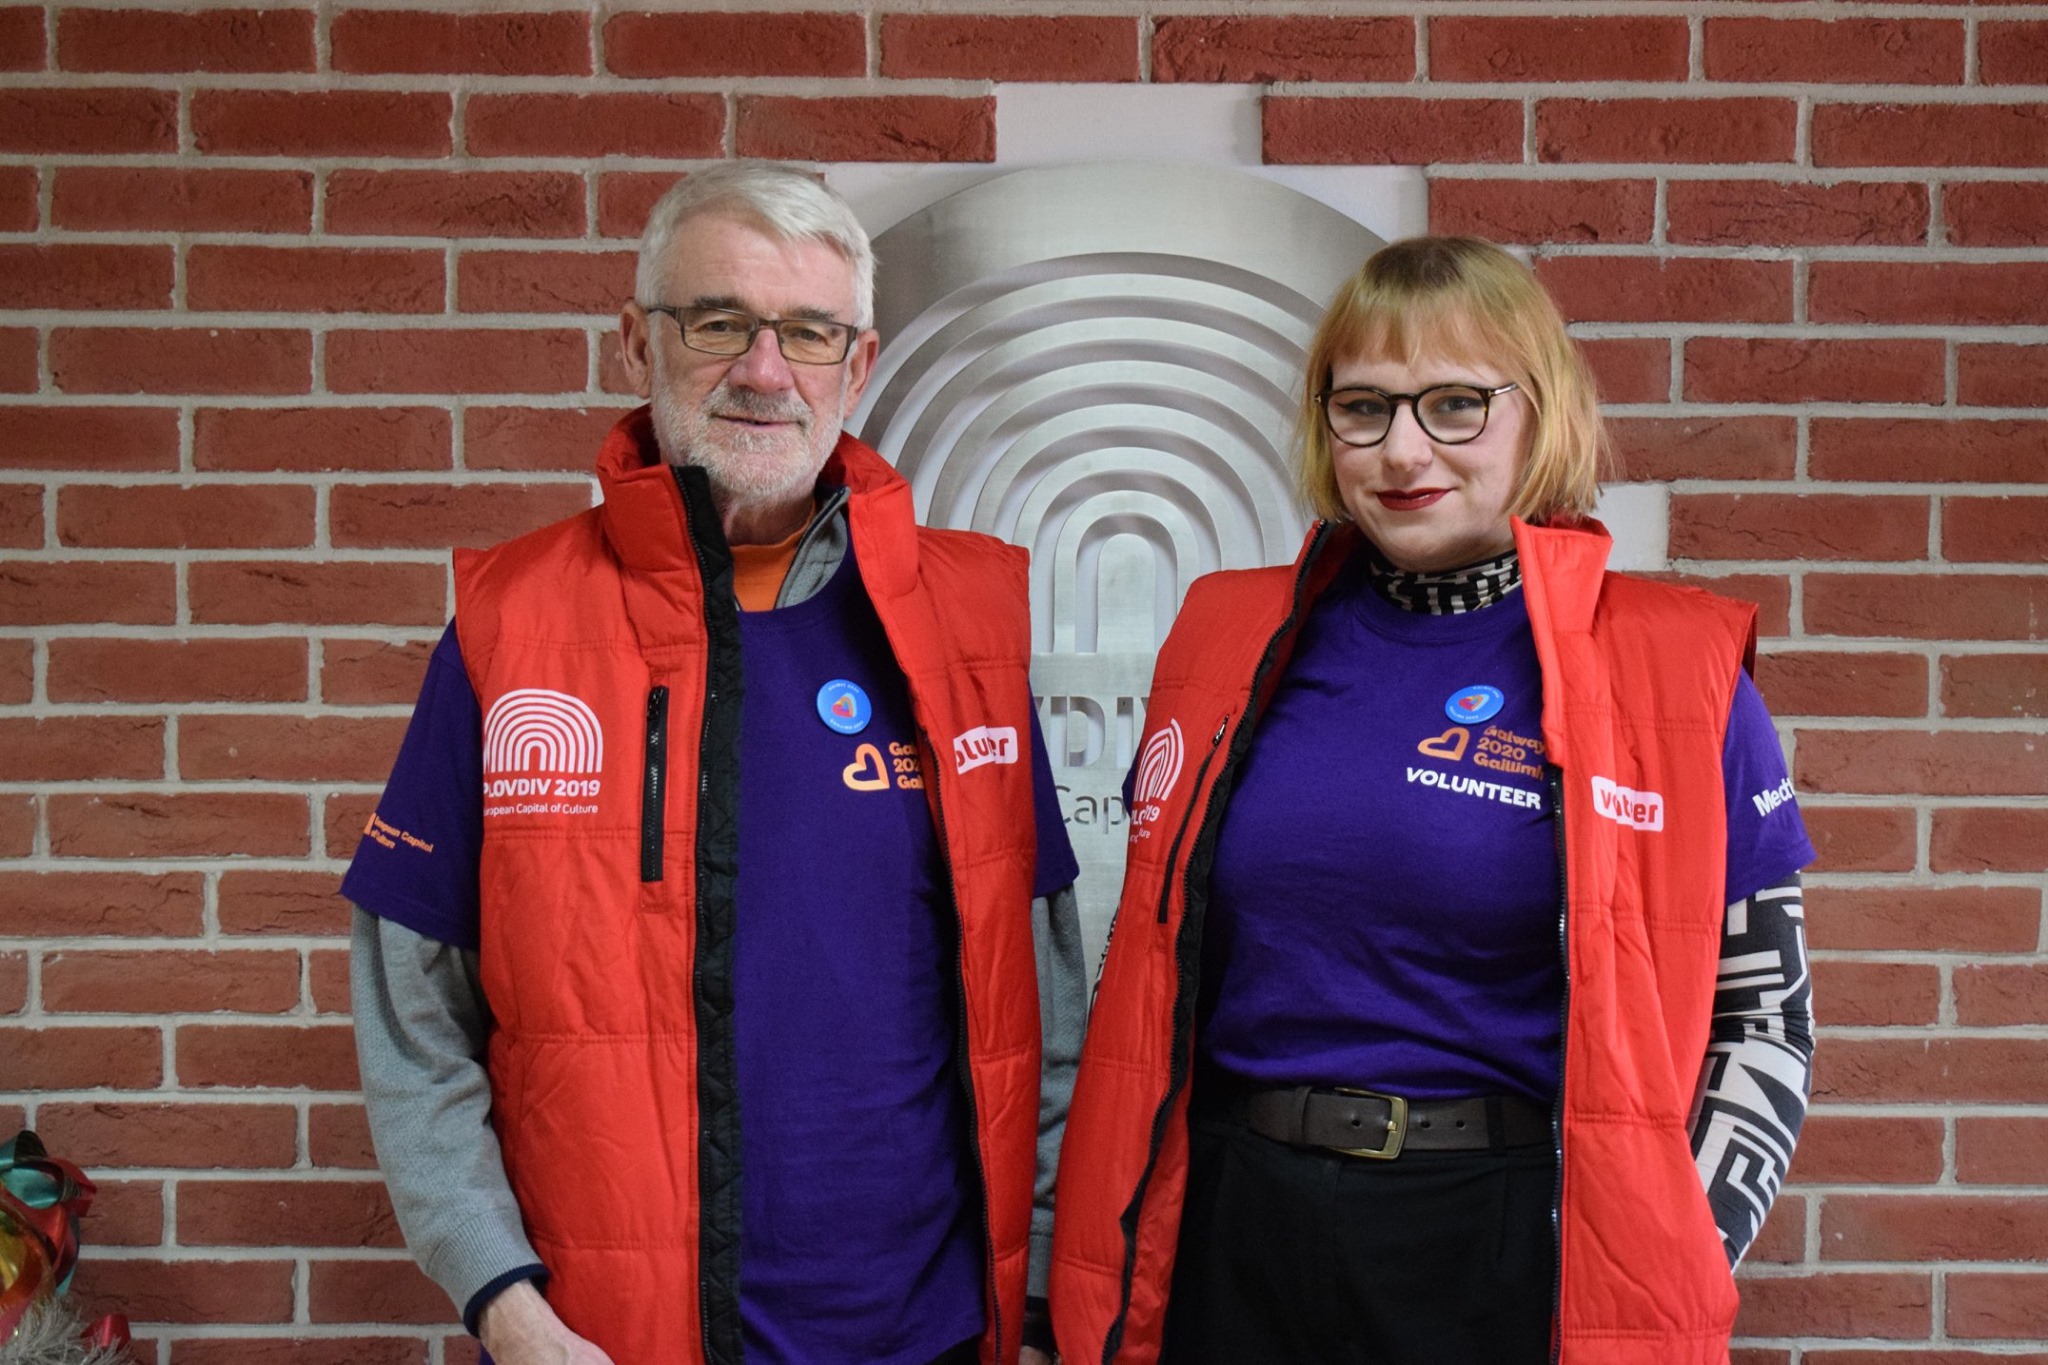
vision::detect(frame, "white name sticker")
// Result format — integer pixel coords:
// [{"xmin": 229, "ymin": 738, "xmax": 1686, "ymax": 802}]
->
[
  {"xmin": 952, "ymin": 724, "xmax": 1019, "ymax": 774},
  {"xmin": 1591, "ymin": 776, "xmax": 1665, "ymax": 832}
]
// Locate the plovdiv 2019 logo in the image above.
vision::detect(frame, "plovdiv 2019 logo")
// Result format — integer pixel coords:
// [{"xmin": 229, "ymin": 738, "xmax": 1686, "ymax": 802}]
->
[
  {"xmin": 482, "ymin": 688, "xmax": 605, "ymax": 817},
  {"xmin": 1127, "ymin": 719, "xmax": 1185, "ymax": 843}
]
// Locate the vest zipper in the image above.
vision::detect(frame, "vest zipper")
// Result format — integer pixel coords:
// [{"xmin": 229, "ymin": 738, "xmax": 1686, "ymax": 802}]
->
[
  {"xmin": 671, "ymin": 465, "xmax": 746, "ymax": 1365},
  {"xmin": 640, "ymin": 685, "xmax": 669, "ymax": 883},
  {"xmin": 1546, "ymin": 762, "xmax": 1571, "ymax": 1365},
  {"xmin": 1155, "ymin": 719, "xmax": 1229, "ymax": 924},
  {"xmin": 920, "ymin": 725, "xmax": 1007, "ymax": 1365},
  {"xmin": 1103, "ymin": 522, "xmax": 1335, "ymax": 1365}
]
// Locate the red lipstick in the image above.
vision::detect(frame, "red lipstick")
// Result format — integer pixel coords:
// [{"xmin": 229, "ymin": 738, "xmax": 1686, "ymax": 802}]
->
[{"xmin": 1377, "ymin": 489, "xmax": 1448, "ymax": 511}]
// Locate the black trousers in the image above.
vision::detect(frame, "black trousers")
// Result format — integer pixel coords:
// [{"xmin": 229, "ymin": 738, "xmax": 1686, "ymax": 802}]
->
[{"xmin": 1161, "ymin": 1111, "xmax": 1556, "ymax": 1365}]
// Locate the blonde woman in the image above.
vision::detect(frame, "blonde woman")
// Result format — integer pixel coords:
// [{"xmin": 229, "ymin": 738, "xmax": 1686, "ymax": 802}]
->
[{"xmin": 1052, "ymin": 237, "xmax": 1814, "ymax": 1364}]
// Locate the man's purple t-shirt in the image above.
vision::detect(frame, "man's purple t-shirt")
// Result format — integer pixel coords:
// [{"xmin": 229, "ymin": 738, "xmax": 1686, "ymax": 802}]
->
[
  {"xmin": 1199, "ymin": 556, "xmax": 1815, "ymax": 1104},
  {"xmin": 343, "ymin": 549, "xmax": 1077, "ymax": 1365}
]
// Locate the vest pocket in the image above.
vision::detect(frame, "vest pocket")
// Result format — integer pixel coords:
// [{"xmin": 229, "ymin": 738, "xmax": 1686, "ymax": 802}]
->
[{"xmin": 641, "ymin": 685, "xmax": 669, "ymax": 882}]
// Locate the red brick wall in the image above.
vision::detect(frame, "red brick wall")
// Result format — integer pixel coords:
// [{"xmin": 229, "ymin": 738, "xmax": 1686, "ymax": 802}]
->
[{"xmin": 2, "ymin": 4, "xmax": 2043, "ymax": 1359}]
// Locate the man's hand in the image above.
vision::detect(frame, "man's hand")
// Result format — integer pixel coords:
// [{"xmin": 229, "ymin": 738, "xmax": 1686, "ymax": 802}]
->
[
  {"xmin": 477, "ymin": 1280, "xmax": 617, "ymax": 1365},
  {"xmin": 1020, "ymin": 1349, "xmax": 1055, "ymax": 1365}
]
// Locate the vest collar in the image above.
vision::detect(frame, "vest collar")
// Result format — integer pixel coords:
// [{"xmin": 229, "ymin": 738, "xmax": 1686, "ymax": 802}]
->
[
  {"xmin": 596, "ymin": 406, "xmax": 700, "ymax": 576},
  {"xmin": 823, "ymin": 429, "xmax": 921, "ymax": 601},
  {"xmin": 1512, "ymin": 515, "xmax": 1612, "ymax": 639},
  {"xmin": 1289, "ymin": 516, "xmax": 1613, "ymax": 632},
  {"xmin": 594, "ymin": 404, "xmax": 920, "ymax": 596},
  {"xmin": 1512, "ymin": 515, "xmax": 1613, "ymax": 772}
]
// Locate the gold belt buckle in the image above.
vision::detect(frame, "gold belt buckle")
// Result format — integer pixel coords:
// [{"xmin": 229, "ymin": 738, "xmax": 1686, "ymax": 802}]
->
[{"xmin": 1330, "ymin": 1086, "xmax": 1408, "ymax": 1159}]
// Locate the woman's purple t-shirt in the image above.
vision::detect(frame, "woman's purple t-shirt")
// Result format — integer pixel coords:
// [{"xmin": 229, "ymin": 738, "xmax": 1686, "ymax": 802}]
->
[{"xmin": 1198, "ymin": 556, "xmax": 1815, "ymax": 1104}]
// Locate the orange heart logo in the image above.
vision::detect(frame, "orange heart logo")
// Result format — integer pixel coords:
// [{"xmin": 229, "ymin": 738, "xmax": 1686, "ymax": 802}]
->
[
  {"xmin": 842, "ymin": 743, "xmax": 890, "ymax": 792},
  {"xmin": 1417, "ymin": 727, "xmax": 1469, "ymax": 761}
]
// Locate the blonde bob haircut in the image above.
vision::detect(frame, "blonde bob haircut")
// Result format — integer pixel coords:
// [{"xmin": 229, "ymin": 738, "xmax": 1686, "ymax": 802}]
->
[{"xmin": 1295, "ymin": 236, "xmax": 1610, "ymax": 527}]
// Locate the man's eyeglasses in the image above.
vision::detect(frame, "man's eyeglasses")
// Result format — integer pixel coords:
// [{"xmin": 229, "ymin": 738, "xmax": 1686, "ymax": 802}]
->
[
  {"xmin": 1319, "ymin": 382, "xmax": 1520, "ymax": 448},
  {"xmin": 644, "ymin": 305, "xmax": 860, "ymax": 366}
]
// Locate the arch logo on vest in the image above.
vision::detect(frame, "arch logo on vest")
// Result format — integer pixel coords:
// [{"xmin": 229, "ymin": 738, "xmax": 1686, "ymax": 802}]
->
[
  {"xmin": 1127, "ymin": 719, "xmax": 1185, "ymax": 844},
  {"xmin": 482, "ymin": 688, "xmax": 605, "ymax": 817}
]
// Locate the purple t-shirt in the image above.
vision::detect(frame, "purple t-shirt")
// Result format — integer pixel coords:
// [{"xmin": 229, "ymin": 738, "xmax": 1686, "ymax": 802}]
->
[
  {"xmin": 343, "ymin": 550, "xmax": 1077, "ymax": 1365},
  {"xmin": 1199, "ymin": 555, "xmax": 1815, "ymax": 1104}
]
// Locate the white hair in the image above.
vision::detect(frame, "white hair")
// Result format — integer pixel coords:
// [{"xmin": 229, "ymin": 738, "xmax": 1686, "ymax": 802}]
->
[{"xmin": 635, "ymin": 161, "xmax": 875, "ymax": 329}]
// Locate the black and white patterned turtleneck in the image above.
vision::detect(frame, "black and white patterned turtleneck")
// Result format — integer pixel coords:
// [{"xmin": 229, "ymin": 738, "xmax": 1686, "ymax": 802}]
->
[{"xmin": 1360, "ymin": 543, "xmax": 1522, "ymax": 615}]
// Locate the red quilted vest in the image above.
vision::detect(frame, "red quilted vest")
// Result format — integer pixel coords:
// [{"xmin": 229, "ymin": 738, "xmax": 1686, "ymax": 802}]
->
[
  {"xmin": 1052, "ymin": 517, "xmax": 1757, "ymax": 1365},
  {"xmin": 455, "ymin": 410, "xmax": 1042, "ymax": 1364}
]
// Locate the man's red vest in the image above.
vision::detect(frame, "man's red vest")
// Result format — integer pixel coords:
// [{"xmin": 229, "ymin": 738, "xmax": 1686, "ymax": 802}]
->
[
  {"xmin": 454, "ymin": 410, "xmax": 1042, "ymax": 1364},
  {"xmin": 1052, "ymin": 518, "xmax": 1757, "ymax": 1365}
]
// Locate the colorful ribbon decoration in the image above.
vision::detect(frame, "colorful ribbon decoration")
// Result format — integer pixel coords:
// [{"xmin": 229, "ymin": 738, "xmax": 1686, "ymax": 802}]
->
[{"xmin": 1, "ymin": 1130, "xmax": 130, "ymax": 1351}]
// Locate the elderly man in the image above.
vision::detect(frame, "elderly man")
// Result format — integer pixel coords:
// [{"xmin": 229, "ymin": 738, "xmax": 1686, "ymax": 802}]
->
[{"xmin": 344, "ymin": 162, "xmax": 1081, "ymax": 1365}]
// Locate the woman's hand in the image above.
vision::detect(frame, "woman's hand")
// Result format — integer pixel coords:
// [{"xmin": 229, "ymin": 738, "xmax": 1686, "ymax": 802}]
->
[
  {"xmin": 477, "ymin": 1280, "xmax": 618, "ymax": 1365},
  {"xmin": 1020, "ymin": 1348, "xmax": 1056, "ymax": 1365}
]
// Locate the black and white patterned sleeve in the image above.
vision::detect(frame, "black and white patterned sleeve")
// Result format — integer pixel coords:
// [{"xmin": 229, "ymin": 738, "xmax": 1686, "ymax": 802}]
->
[{"xmin": 1688, "ymin": 873, "xmax": 1814, "ymax": 1267}]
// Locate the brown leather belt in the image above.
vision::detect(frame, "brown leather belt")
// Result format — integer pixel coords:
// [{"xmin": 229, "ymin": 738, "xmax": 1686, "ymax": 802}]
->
[{"xmin": 1227, "ymin": 1085, "xmax": 1550, "ymax": 1160}]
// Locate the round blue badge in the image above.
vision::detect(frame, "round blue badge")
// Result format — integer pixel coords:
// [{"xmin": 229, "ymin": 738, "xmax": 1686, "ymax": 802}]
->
[
  {"xmin": 816, "ymin": 679, "xmax": 872, "ymax": 735},
  {"xmin": 1445, "ymin": 685, "xmax": 1504, "ymax": 725}
]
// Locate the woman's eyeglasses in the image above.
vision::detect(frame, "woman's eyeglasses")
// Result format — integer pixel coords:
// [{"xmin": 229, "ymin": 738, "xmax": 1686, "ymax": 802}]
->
[{"xmin": 1319, "ymin": 382, "xmax": 1520, "ymax": 447}]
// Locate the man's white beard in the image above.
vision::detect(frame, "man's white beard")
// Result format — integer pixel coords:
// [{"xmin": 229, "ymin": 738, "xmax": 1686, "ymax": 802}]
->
[{"xmin": 651, "ymin": 373, "xmax": 848, "ymax": 515}]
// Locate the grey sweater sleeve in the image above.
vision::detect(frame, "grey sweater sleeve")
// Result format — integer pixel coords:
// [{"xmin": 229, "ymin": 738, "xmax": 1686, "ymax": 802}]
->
[
  {"xmin": 350, "ymin": 907, "xmax": 544, "ymax": 1323},
  {"xmin": 1030, "ymin": 881, "xmax": 1087, "ymax": 1301}
]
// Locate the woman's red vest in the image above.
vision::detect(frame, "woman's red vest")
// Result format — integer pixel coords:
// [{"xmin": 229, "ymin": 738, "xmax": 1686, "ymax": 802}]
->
[
  {"xmin": 1052, "ymin": 517, "xmax": 1758, "ymax": 1365},
  {"xmin": 454, "ymin": 410, "xmax": 1042, "ymax": 1364}
]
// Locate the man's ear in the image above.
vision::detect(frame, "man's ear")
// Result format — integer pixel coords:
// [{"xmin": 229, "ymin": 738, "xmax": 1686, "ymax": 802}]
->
[
  {"xmin": 842, "ymin": 328, "xmax": 881, "ymax": 410},
  {"xmin": 619, "ymin": 303, "xmax": 657, "ymax": 400}
]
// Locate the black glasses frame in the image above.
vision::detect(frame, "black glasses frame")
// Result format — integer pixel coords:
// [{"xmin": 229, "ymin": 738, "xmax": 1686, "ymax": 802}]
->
[
  {"xmin": 643, "ymin": 304, "xmax": 860, "ymax": 366},
  {"xmin": 1318, "ymin": 381, "xmax": 1521, "ymax": 448}
]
